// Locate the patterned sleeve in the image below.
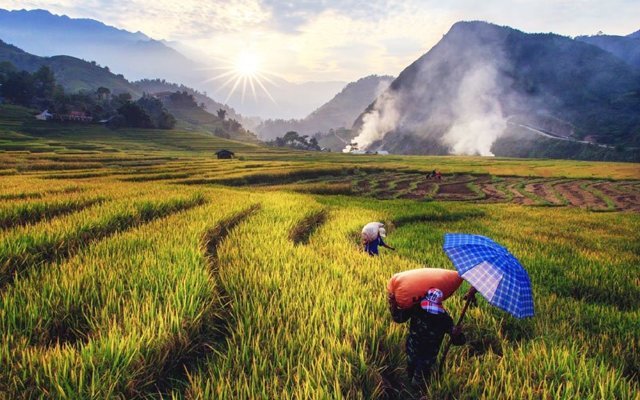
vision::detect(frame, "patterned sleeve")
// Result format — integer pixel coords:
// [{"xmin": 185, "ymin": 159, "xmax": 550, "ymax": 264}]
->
[{"xmin": 388, "ymin": 294, "xmax": 411, "ymax": 323}]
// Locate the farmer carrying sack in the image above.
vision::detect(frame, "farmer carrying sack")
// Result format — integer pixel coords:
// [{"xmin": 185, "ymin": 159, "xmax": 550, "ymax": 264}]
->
[{"xmin": 387, "ymin": 268, "xmax": 463, "ymax": 309}]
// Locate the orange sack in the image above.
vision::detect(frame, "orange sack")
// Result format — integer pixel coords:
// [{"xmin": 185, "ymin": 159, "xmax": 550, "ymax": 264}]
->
[{"xmin": 387, "ymin": 268, "xmax": 463, "ymax": 309}]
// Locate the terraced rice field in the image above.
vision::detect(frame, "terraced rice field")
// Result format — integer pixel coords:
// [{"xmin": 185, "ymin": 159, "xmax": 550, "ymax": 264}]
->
[
  {"xmin": 0, "ymin": 106, "xmax": 639, "ymax": 399},
  {"xmin": 209, "ymin": 170, "xmax": 640, "ymax": 212}
]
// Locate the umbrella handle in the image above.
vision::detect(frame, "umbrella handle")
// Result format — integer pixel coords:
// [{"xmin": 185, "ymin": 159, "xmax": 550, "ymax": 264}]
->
[{"xmin": 438, "ymin": 287, "xmax": 476, "ymax": 374}]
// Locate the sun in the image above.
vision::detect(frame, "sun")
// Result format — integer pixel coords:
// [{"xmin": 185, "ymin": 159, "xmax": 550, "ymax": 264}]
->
[
  {"xmin": 202, "ymin": 49, "xmax": 277, "ymax": 104},
  {"xmin": 235, "ymin": 51, "xmax": 261, "ymax": 77}
]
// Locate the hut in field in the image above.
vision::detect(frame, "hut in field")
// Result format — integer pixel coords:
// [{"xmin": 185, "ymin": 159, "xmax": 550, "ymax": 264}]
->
[{"xmin": 216, "ymin": 149, "xmax": 235, "ymax": 159}]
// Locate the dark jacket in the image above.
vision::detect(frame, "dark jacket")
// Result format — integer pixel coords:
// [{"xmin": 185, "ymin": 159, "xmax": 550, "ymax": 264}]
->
[{"xmin": 389, "ymin": 299, "xmax": 465, "ymax": 360}]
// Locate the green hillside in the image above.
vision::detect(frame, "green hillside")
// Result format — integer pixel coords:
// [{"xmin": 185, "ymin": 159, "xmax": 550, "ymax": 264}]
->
[
  {"xmin": 166, "ymin": 103, "xmax": 259, "ymax": 143},
  {"xmin": 0, "ymin": 39, "xmax": 140, "ymax": 95},
  {"xmin": 0, "ymin": 104, "xmax": 264, "ymax": 156}
]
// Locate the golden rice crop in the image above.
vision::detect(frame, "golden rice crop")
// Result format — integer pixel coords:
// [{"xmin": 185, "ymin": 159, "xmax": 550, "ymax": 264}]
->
[{"xmin": 0, "ymin": 142, "xmax": 638, "ymax": 399}]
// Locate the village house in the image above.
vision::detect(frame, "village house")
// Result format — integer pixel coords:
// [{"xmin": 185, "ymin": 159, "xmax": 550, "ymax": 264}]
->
[
  {"xmin": 64, "ymin": 111, "xmax": 93, "ymax": 122},
  {"xmin": 35, "ymin": 110, "xmax": 53, "ymax": 121}
]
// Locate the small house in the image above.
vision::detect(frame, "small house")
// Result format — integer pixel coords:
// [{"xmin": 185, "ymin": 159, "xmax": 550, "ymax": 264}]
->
[
  {"xmin": 58, "ymin": 111, "xmax": 92, "ymax": 123},
  {"xmin": 216, "ymin": 149, "xmax": 235, "ymax": 159},
  {"xmin": 68, "ymin": 111, "xmax": 93, "ymax": 122},
  {"xmin": 36, "ymin": 110, "xmax": 53, "ymax": 121}
]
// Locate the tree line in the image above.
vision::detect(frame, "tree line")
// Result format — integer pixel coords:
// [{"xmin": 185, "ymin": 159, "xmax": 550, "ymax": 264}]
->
[
  {"xmin": 267, "ymin": 131, "xmax": 322, "ymax": 151},
  {"xmin": 0, "ymin": 61, "xmax": 175, "ymax": 129}
]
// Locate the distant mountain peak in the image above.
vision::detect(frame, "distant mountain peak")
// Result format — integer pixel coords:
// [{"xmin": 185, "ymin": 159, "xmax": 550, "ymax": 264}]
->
[
  {"xmin": 0, "ymin": 8, "xmax": 150, "ymax": 41},
  {"xmin": 352, "ymin": 21, "xmax": 640, "ymax": 161}
]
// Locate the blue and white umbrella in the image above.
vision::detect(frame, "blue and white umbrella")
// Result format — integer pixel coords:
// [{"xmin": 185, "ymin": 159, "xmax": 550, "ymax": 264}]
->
[{"xmin": 443, "ymin": 233, "xmax": 534, "ymax": 318}]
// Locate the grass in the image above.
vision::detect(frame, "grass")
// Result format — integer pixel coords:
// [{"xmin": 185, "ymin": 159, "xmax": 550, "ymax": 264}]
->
[{"xmin": 0, "ymin": 105, "xmax": 638, "ymax": 399}]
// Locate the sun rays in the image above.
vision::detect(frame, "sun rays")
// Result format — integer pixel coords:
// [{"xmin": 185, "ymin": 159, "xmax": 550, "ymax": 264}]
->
[{"xmin": 201, "ymin": 50, "xmax": 278, "ymax": 104}]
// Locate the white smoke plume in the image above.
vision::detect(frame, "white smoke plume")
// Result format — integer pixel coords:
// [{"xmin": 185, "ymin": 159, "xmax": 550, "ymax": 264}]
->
[
  {"xmin": 346, "ymin": 90, "xmax": 399, "ymax": 152},
  {"xmin": 442, "ymin": 63, "xmax": 507, "ymax": 156}
]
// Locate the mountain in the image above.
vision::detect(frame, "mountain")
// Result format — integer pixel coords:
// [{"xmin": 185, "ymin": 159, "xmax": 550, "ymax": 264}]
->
[
  {"xmin": 133, "ymin": 79, "xmax": 256, "ymax": 128},
  {"xmin": 576, "ymin": 32, "xmax": 640, "ymax": 69},
  {"xmin": 256, "ymin": 75, "xmax": 393, "ymax": 143},
  {"xmin": 352, "ymin": 21, "xmax": 640, "ymax": 161},
  {"xmin": 0, "ymin": 39, "xmax": 141, "ymax": 95},
  {"xmin": 154, "ymin": 92, "xmax": 258, "ymax": 143},
  {"xmin": 223, "ymin": 79, "xmax": 347, "ymax": 119},
  {"xmin": 0, "ymin": 41, "xmax": 258, "ymax": 142},
  {"xmin": 0, "ymin": 8, "xmax": 347, "ymax": 119},
  {"xmin": 0, "ymin": 8, "xmax": 199, "ymax": 85}
]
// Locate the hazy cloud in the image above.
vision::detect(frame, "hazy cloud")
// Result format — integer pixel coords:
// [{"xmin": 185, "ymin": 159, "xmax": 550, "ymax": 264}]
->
[{"xmin": 1, "ymin": 0, "xmax": 639, "ymax": 81}]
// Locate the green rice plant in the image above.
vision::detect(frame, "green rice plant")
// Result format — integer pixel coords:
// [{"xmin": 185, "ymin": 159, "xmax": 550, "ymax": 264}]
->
[
  {"xmin": 0, "ymin": 192, "xmax": 206, "ymax": 288},
  {"xmin": 289, "ymin": 208, "xmax": 328, "ymax": 244},
  {"xmin": 0, "ymin": 109, "xmax": 638, "ymax": 399},
  {"xmin": 0, "ymin": 186, "xmax": 83, "ymax": 201},
  {"xmin": 513, "ymin": 179, "xmax": 552, "ymax": 206},
  {"xmin": 0, "ymin": 197, "xmax": 105, "ymax": 230},
  {"xmin": 466, "ymin": 181, "xmax": 487, "ymax": 200},
  {"xmin": 581, "ymin": 182, "xmax": 617, "ymax": 212},
  {"xmin": 0, "ymin": 189, "xmax": 255, "ymax": 398},
  {"xmin": 119, "ymin": 172, "xmax": 193, "ymax": 182}
]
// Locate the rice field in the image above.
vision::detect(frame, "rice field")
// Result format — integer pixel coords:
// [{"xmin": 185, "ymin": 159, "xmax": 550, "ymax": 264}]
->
[{"xmin": 0, "ymin": 105, "xmax": 639, "ymax": 399}]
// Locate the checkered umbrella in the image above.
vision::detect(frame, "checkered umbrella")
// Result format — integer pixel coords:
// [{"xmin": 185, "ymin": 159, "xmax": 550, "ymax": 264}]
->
[{"xmin": 443, "ymin": 233, "xmax": 534, "ymax": 318}]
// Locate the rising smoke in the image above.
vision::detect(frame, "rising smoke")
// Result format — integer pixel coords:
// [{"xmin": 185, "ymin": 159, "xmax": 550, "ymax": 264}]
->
[
  {"xmin": 441, "ymin": 63, "xmax": 507, "ymax": 156},
  {"xmin": 346, "ymin": 91, "xmax": 399, "ymax": 152},
  {"xmin": 350, "ymin": 22, "xmax": 519, "ymax": 156}
]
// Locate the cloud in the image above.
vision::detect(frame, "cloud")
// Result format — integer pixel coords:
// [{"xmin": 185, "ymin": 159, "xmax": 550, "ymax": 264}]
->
[
  {"xmin": 1, "ymin": 0, "xmax": 639, "ymax": 82},
  {"xmin": 0, "ymin": 0, "xmax": 271, "ymax": 39},
  {"xmin": 258, "ymin": 0, "xmax": 408, "ymax": 32}
]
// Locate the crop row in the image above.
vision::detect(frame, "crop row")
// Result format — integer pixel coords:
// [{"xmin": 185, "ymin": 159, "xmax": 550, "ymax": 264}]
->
[{"xmin": 0, "ymin": 186, "xmax": 257, "ymax": 398}]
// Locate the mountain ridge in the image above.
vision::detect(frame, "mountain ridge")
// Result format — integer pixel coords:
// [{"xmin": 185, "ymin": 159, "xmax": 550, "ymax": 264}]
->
[
  {"xmin": 256, "ymin": 75, "xmax": 393, "ymax": 143},
  {"xmin": 352, "ymin": 21, "xmax": 640, "ymax": 161},
  {"xmin": 0, "ymin": 8, "xmax": 349, "ymax": 119}
]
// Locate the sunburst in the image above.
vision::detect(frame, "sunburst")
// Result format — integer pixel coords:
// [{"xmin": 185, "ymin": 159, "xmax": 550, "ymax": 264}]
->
[{"xmin": 201, "ymin": 50, "xmax": 278, "ymax": 104}]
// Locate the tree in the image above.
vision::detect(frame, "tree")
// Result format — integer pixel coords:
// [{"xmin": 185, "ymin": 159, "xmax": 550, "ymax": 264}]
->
[
  {"xmin": 217, "ymin": 108, "xmax": 227, "ymax": 120},
  {"xmin": 117, "ymin": 102, "xmax": 153, "ymax": 128},
  {"xmin": 168, "ymin": 91, "xmax": 197, "ymax": 108},
  {"xmin": 136, "ymin": 95, "xmax": 176, "ymax": 129},
  {"xmin": 0, "ymin": 70, "xmax": 35, "ymax": 106},
  {"xmin": 96, "ymin": 87, "xmax": 111, "ymax": 101},
  {"xmin": 309, "ymin": 137, "xmax": 321, "ymax": 151},
  {"xmin": 267, "ymin": 131, "xmax": 321, "ymax": 151},
  {"xmin": 0, "ymin": 61, "xmax": 17, "ymax": 84},
  {"xmin": 156, "ymin": 110, "xmax": 176, "ymax": 129},
  {"xmin": 33, "ymin": 65, "xmax": 55, "ymax": 98},
  {"xmin": 117, "ymin": 92, "xmax": 132, "ymax": 103}
]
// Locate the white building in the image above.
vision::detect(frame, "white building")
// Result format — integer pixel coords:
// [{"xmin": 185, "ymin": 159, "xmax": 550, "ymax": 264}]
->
[{"xmin": 35, "ymin": 110, "xmax": 53, "ymax": 121}]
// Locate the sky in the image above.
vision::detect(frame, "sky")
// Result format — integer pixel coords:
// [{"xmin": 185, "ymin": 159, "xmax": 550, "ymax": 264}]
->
[{"xmin": 1, "ymin": 0, "xmax": 639, "ymax": 82}]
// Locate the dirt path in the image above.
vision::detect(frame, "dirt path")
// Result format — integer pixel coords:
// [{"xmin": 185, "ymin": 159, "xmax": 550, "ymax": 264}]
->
[
  {"xmin": 554, "ymin": 181, "xmax": 608, "ymax": 210},
  {"xmin": 334, "ymin": 173, "xmax": 640, "ymax": 211},
  {"xmin": 481, "ymin": 183, "xmax": 507, "ymax": 202},
  {"xmin": 436, "ymin": 182, "xmax": 477, "ymax": 200},
  {"xmin": 504, "ymin": 180, "xmax": 535, "ymax": 205},
  {"xmin": 524, "ymin": 182, "xmax": 563, "ymax": 205},
  {"xmin": 400, "ymin": 180, "xmax": 437, "ymax": 200},
  {"xmin": 591, "ymin": 182, "xmax": 640, "ymax": 212}
]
